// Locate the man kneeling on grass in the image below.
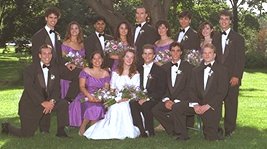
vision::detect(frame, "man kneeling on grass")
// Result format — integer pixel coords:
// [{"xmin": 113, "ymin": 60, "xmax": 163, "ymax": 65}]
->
[{"xmin": 1, "ymin": 44, "xmax": 69, "ymax": 138}]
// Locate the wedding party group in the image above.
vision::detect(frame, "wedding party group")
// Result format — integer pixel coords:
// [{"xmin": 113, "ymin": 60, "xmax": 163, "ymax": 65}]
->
[{"xmin": 1, "ymin": 5, "xmax": 245, "ymax": 142}]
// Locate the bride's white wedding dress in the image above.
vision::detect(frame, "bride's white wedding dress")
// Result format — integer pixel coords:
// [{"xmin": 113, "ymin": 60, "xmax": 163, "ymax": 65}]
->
[{"xmin": 83, "ymin": 71, "xmax": 140, "ymax": 139}]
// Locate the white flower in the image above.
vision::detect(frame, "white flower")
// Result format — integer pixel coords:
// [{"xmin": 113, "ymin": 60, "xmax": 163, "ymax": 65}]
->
[
  {"xmin": 182, "ymin": 35, "xmax": 188, "ymax": 41},
  {"xmin": 208, "ymin": 70, "xmax": 213, "ymax": 76},
  {"xmin": 50, "ymin": 74, "xmax": 55, "ymax": 80},
  {"xmin": 177, "ymin": 70, "xmax": 182, "ymax": 74},
  {"xmin": 140, "ymin": 30, "xmax": 144, "ymax": 34},
  {"xmin": 226, "ymin": 39, "xmax": 230, "ymax": 45}
]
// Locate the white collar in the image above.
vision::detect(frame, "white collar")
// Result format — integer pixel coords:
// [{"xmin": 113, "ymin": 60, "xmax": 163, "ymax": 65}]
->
[{"xmin": 143, "ymin": 62, "xmax": 153, "ymax": 68}]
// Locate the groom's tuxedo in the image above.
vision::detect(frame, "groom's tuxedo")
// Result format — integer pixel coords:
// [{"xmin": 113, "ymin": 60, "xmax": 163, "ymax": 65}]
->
[
  {"xmin": 130, "ymin": 63, "xmax": 166, "ymax": 136},
  {"xmin": 7, "ymin": 62, "xmax": 69, "ymax": 137},
  {"xmin": 152, "ymin": 61, "xmax": 193, "ymax": 135}
]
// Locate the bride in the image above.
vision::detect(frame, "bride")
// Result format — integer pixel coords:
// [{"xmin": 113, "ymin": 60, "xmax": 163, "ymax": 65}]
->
[{"xmin": 83, "ymin": 49, "xmax": 140, "ymax": 139}]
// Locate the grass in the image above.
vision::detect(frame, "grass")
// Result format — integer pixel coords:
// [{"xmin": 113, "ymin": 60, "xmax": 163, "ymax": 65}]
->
[{"xmin": 0, "ymin": 53, "xmax": 267, "ymax": 149}]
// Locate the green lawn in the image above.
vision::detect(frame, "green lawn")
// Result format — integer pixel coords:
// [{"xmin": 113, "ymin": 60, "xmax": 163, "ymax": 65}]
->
[{"xmin": 0, "ymin": 53, "xmax": 267, "ymax": 149}]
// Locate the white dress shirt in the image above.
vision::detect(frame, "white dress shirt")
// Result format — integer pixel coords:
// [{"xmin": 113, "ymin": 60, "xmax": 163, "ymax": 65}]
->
[
  {"xmin": 177, "ymin": 26, "xmax": 190, "ymax": 43},
  {"xmin": 203, "ymin": 60, "xmax": 215, "ymax": 90},
  {"xmin": 134, "ymin": 22, "xmax": 146, "ymax": 44},
  {"xmin": 40, "ymin": 62, "xmax": 49, "ymax": 87},
  {"xmin": 171, "ymin": 60, "xmax": 181, "ymax": 87},
  {"xmin": 143, "ymin": 62, "xmax": 153, "ymax": 89},
  {"xmin": 221, "ymin": 28, "xmax": 231, "ymax": 54},
  {"xmin": 45, "ymin": 25, "xmax": 56, "ymax": 48},
  {"xmin": 95, "ymin": 31, "xmax": 105, "ymax": 50}
]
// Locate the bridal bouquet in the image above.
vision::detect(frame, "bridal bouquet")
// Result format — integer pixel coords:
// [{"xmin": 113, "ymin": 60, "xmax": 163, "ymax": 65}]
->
[
  {"xmin": 183, "ymin": 49, "xmax": 203, "ymax": 66},
  {"xmin": 64, "ymin": 51, "xmax": 87, "ymax": 68},
  {"xmin": 154, "ymin": 49, "xmax": 171, "ymax": 65},
  {"xmin": 104, "ymin": 40, "xmax": 134, "ymax": 55}
]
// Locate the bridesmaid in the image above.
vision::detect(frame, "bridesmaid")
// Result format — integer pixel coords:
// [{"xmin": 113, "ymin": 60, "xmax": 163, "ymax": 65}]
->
[
  {"xmin": 110, "ymin": 21, "xmax": 133, "ymax": 71},
  {"xmin": 198, "ymin": 21, "xmax": 214, "ymax": 50},
  {"xmin": 61, "ymin": 21, "xmax": 86, "ymax": 99},
  {"xmin": 68, "ymin": 51, "xmax": 110, "ymax": 135},
  {"xmin": 154, "ymin": 20, "xmax": 174, "ymax": 65}
]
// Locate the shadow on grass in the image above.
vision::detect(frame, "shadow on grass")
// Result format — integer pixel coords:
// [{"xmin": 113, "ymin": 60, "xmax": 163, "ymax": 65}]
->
[
  {"xmin": 1, "ymin": 115, "xmax": 267, "ymax": 149},
  {"xmin": 245, "ymin": 69, "xmax": 267, "ymax": 74}
]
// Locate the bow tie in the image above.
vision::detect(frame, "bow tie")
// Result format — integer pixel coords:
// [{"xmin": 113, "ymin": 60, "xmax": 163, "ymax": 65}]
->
[
  {"xmin": 98, "ymin": 33, "xmax": 105, "ymax": 37},
  {"xmin": 179, "ymin": 28, "xmax": 185, "ymax": 32},
  {"xmin": 220, "ymin": 31, "xmax": 227, "ymax": 35},
  {"xmin": 171, "ymin": 63, "xmax": 178, "ymax": 67},
  {"xmin": 135, "ymin": 24, "xmax": 141, "ymax": 27},
  {"xmin": 49, "ymin": 30, "xmax": 56, "ymax": 34},
  {"xmin": 204, "ymin": 63, "xmax": 212, "ymax": 69},
  {"xmin": 43, "ymin": 64, "xmax": 51, "ymax": 69}
]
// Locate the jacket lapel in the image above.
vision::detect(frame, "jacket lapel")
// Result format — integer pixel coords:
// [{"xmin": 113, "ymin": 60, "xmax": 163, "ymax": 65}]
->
[
  {"xmin": 204, "ymin": 69, "xmax": 214, "ymax": 95},
  {"xmin": 139, "ymin": 66, "xmax": 144, "ymax": 90}
]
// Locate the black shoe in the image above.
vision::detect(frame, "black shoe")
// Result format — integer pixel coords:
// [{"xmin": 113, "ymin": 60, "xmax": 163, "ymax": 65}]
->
[
  {"xmin": 140, "ymin": 132, "xmax": 148, "ymax": 138},
  {"xmin": 1, "ymin": 122, "xmax": 9, "ymax": 134}
]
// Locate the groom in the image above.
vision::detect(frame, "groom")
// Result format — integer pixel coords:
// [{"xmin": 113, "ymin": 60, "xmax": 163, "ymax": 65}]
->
[{"xmin": 130, "ymin": 44, "xmax": 166, "ymax": 137}]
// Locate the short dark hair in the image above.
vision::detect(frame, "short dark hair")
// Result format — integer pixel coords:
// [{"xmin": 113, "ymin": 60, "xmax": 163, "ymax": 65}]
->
[
  {"xmin": 39, "ymin": 44, "xmax": 53, "ymax": 54},
  {"xmin": 155, "ymin": 20, "xmax": 171, "ymax": 36},
  {"xmin": 94, "ymin": 16, "xmax": 106, "ymax": 24},
  {"xmin": 88, "ymin": 50, "xmax": 104, "ymax": 68},
  {"xmin": 219, "ymin": 9, "xmax": 233, "ymax": 20},
  {"xmin": 44, "ymin": 7, "xmax": 61, "ymax": 18},
  {"xmin": 136, "ymin": 5, "xmax": 147, "ymax": 13},
  {"xmin": 169, "ymin": 42, "xmax": 183, "ymax": 52},
  {"xmin": 203, "ymin": 43, "xmax": 217, "ymax": 54},
  {"xmin": 142, "ymin": 44, "xmax": 155, "ymax": 54},
  {"xmin": 178, "ymin": 10, "xmax": 192, "ymax": 19}
]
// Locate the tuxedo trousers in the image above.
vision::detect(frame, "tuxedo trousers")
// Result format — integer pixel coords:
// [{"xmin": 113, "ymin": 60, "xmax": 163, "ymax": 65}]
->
[
  {"xmin": 8, "ymin": 99, "xmax": 69, "ymax": 137},
  {"xmin": 130, "ymin": 100, "xmax": 157, "ymax": 135}
]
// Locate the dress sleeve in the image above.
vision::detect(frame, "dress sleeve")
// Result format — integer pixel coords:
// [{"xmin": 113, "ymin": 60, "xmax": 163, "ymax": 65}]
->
[
  {"xmin": 131, "ymin": 73, "xmax": 140, "ymax": 88},
  {"xmin": 79, "ymin": 70, "xmax": 88, "ymax": 79},
  {"xmin": 110, "ymin": 71, "xmax": 118, "ymax": 89}
]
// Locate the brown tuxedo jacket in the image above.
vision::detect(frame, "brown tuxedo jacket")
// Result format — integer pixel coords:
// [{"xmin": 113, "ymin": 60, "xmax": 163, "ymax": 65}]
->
[{"xmin": 176, "ymin": 27, "xmax": 200, "ymax": 51}]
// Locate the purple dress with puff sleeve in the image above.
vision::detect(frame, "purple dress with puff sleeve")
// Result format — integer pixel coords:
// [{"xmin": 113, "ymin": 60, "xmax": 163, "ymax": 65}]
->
[{"xmin": 69, "ymin": 70, "xmax": 110, "ymax": 127}]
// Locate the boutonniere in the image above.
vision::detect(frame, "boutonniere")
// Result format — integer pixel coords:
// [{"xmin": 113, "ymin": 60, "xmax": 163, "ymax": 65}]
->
[
  {"xmin": 208, "ymin": 70, "xmax": 213, "ymax": 77},
  {"xmin": 55, "ymin": 32, "xmax": 61, "ymax": 41},
  {"xmin": 147, "ymin": 74, "xmax": 153, "ymax": 79},
  {"xmin": 182, "ymin": 35, "xmax": 188, "ymax": 41},
  {"xmin": 226, "ymin": 39, "xmax": 231, "ymax": 45},
  {"xmin": 50, "ymin": 74, "xmax": 55, "ymax": 80},
  {"xmin": 176, "ymin": 69, "xmax": 182, "ymax": 74},
  {"xmin": 139, "ymin": 30, "xmax": 144, "ymax": 34}
]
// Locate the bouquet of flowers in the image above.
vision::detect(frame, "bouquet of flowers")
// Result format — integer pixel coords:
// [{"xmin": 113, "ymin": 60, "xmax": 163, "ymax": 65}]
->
[
  {"xmin": 64, "ymin": 51, "xmax": 87, "ymax": 68},
  {"xmin": 104, "ymin": 40, "xmax": 134, "ymax": 55},
  {"xmin": 183, "ymin": 49, "xmax": 203, "ymax": 66},
  {"xmin": 154, "ymin": 49, "xmax": 171, "ymax": 65}
]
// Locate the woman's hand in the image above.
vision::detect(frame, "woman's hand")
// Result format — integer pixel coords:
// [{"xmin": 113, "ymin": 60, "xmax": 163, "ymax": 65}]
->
[{"xmin": 66, "ymin": 63, "xmax": 76, "ymax": 71}]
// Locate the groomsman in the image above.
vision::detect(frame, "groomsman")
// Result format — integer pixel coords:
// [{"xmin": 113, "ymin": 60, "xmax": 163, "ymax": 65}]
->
[
  {"xmin": 133, "ymin": 6, "xmax": 159, "ymax": 65},
  {"xmin": 84, "ymin": 16, "xmax": 113, "ymax": 69},
  {"xmin": 130, "ymin": 44, "xmax": 166, "ymax": 137},
  {"xmin": 152, "ymin": 42, "xmax": 193, "ymax": 135},
  {"xmin": 212, "ymin": 10, "xmax": 245, "ymax": 137},
  {"xmin": 30, "ymin": 7, "xmax": 80, "ymax": 129},
  {"xmin": 1, "ymin": 44, "xmax": 69, "ymax": 137},
  {"xmin": 176, "ymin": 10, "xmax": 200, "ymax": 51},
  {"xmin": 172, "ymin": 43, "xmax": 228, "ymax": 141}
]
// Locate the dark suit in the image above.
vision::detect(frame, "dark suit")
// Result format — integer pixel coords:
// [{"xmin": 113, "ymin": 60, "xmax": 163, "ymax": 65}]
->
[
  {"xmin": 7, "ymin": 63, "xmax": 69, "ymax": 137},
  {"xmin": 172, "ymin": 61, "xmax": 229, "ymax": 140},
  {"xmin": 212, "ymin": 29, "xmax": 245, "ymax": 134},
  {"xmin": 134, "ymin": 23, "xmax": 159, "ymax": 64},
  {"xmin": 31, "ymin": 27, "xmax": 81, "ymax": 101},
  {"xmin": 176, "ymin": 27, "xmax": 200, "ymax": 51},
  {"xmin": 130, "ymin": 63, "xmax": 166, "ymax": 136},
  {"xmin": 84, "ymin": 32, "xmax": 113, "ymax": 68},
  {"xmin": 152, "ymin": 61, "xmax": 193, "ymax": 135}
]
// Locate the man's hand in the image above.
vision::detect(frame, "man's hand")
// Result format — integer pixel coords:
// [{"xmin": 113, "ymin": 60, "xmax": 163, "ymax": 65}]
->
[
  {"xmin": 164, "ymin": 100, "xmax": 174, "ymax": 110},
  {"xmin": 138, "ymin": 99, "xmax": 147, "ymax": 105},
  {"xmin": 230, "ymin": 77, "xmax": 239, "ymax": 87},
  {"xmin": 66, "ymin": 63, "xmax": 76, "ymax": 71},
  {"xmin": 41, "ymin": 101, "xmax": 55, "ymax": 114}
]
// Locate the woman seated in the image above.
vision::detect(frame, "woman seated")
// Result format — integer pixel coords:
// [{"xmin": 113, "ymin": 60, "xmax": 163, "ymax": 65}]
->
[
  {"xmin": 68, "ymin": 51, "xmax": 110, "ymax": 135},
  {"xmin": 83, "ymin": 49, "xmax": 140, "ymax": 140}
]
